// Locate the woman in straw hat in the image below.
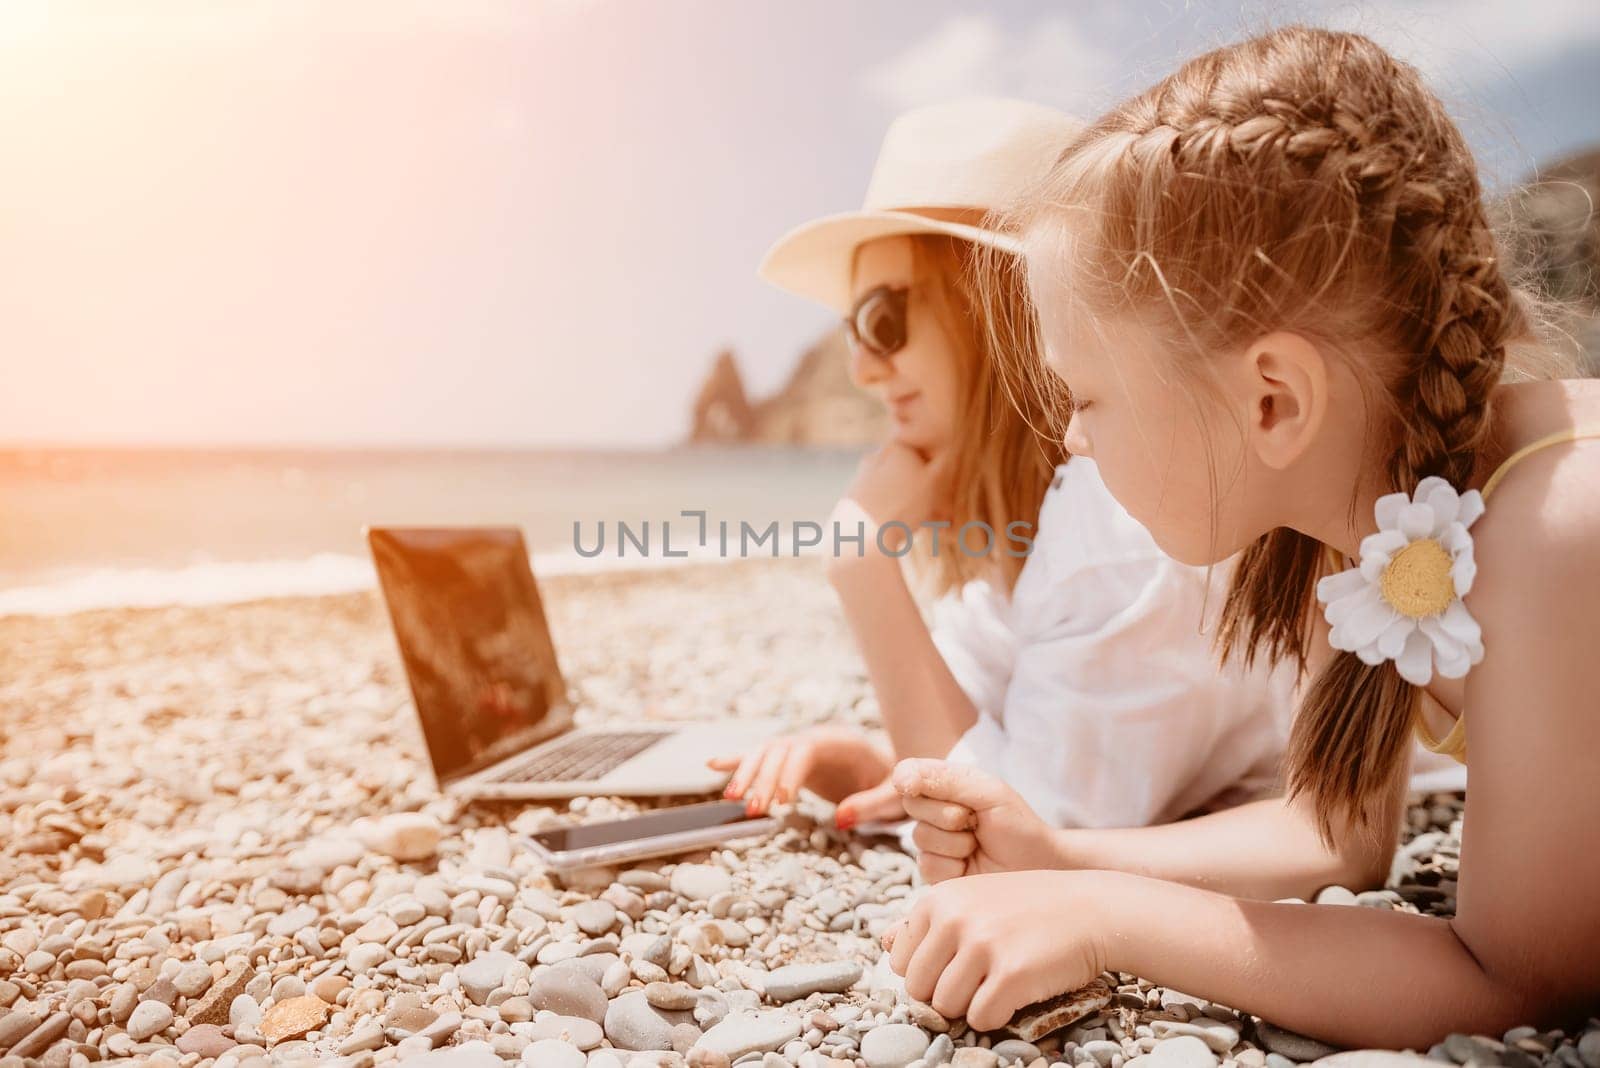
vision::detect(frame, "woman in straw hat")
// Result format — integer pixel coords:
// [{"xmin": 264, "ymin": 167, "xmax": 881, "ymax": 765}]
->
[{"xmin": 710, "ymin": 98, "xmax": 1292, "ymax": 831}]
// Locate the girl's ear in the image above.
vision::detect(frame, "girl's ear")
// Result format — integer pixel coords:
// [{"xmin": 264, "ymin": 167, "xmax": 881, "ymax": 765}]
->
[{"xmin": 1239, "ymin": 331, "xmax": 1328, "ymax": 470}]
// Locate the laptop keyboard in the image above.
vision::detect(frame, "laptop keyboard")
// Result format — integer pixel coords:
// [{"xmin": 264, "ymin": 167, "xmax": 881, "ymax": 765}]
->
[{"xmin": 488, "ymin": 730, "xmax": 670, "ymax": 784}]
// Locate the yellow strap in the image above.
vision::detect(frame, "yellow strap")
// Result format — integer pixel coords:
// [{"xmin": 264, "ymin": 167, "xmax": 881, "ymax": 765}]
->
[
  {"xmin": 1415, "ymin": 706, "xmax": 1469, "ymax": 763},
  {"xmin": 1412, "ymin": 424, "xmax": 1600, "ymax": 764},
  {"xmin": 1481, "ymin": 426, "xmax": 1600, "ymax": 501}
]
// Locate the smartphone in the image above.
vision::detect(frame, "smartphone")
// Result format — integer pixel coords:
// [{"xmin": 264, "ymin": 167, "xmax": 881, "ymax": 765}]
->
[{"xmin": 519, "ymin": 800, "xmax": 779, "ymax": 870}]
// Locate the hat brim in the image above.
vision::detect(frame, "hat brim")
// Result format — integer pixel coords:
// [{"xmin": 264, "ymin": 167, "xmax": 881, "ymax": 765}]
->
[{"xmin": 757, "ymin": 210, "xmax": 1021, "ymax": 315}]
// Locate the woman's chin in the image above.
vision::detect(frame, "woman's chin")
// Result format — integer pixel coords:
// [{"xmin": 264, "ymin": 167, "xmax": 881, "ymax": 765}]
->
[{"xmin": 889, "ymin": 419, "xmax": 945, "ymax": 454}]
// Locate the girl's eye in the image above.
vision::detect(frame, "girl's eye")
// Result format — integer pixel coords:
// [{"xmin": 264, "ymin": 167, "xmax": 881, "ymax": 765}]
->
[{"xmin": 1069, "ymin": 398, "xmax": 1093, "ymax": 414}]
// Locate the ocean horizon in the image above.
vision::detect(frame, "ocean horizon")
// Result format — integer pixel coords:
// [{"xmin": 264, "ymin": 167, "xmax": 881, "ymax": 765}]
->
[{"xmin": 0, "ymin": 444, "xmax": 865, "ymax": 616}]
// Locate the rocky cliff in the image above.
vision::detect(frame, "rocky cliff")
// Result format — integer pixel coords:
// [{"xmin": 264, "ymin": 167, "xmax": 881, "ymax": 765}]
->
[{"xmin": 688, "ymin": 329, "xmax": 887, "ymax": 447}]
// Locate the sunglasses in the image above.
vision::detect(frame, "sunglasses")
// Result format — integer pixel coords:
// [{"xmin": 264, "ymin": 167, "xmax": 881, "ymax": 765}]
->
[{"xmin": 844, "ymin": 284, "xmax": 910, "ymax": 358}]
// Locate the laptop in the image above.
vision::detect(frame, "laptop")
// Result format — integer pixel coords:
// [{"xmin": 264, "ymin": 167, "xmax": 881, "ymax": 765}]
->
[{"xmin": 367, "ymin": 526, "xmax": 784, "ymax": 799}]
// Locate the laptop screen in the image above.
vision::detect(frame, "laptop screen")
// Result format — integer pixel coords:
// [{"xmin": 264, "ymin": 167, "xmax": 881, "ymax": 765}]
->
[{"xmin": 368, "ymin": 527, "xmax": 568, "ymax": 786}]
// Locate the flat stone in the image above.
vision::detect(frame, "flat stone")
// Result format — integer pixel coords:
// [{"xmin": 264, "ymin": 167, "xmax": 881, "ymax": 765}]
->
[
  {"xmin": 530, "ymin": 968, "xmax": 609, "ymax": 1023},
  {"xmin": 0, "ymin": 1014, "xmax": 41, "ymax": 1052},
  {"xmin": 1577, "ymin": 1033, "xmax": 1600, "ymax": 1068},
  {"xmin": 522, "ymin": 1038, "xmax": 586, "ymax": 1068},
  {"xmin": 1311, "ymin": 1055, "xmax": 1439, "ymax": 1068},
  {"xmin": 1258, "ymin": 1021, "xmax": 1342, "ymax": 1062},
  {"xmin": 385, "ymin": 896, "xmax": 428, "ymax": 925},
  {"xmin": 418, "ymin": 1011, "xmax": 464, "ymax": 1048},
  {"xmin": 606, "ymin": 990, "xmax": 696, "ymax": 1051},
  {"xmin": 1152, "ymin": 1019, "xmax": 1240, "ymax": 1055},
  {"xmin": 176, "ymin": 1023, "xmax": 235, "ymax": 1058},
  {"xmin": 458, "ymin": 950, "xmax": 517, "ymax": 1005},
  {"xmin": 992, "ymin": 1039, "xmax": 1042, "ymax": 1063},
  {"xmin": 127, "ymin": 1000, "xmax": 174, "ymax": 1042},
  {"xmin": 173, "ymin": 960, "xmax": 215, "ymax": 998},
  {"xmin": 619, "ymin": 870, "xmax": 671, "ymax": 893},
  {"xmin": 1007, "ymin": 977, "xmax": 1113, "ymax": 1043},
  {"xmin": 525, "ymin": 1015, "xmax": 604, "ymax": 1051},
  {"xmin": 348, "ymin": 942, "xmax": 389, "ymax": 972},
  {"xmin": 230, "ymin": 993, "xmax": 263, "ymax": 1031},
  {"xmin": 257, "ymin": 994, "xmax": 330, "ymax": 1045},
  {"xmin": 670, "ymin": 865, "xmax": 732, "ymax": 903},
  {"xmin": 860, "ymin": 1023, "xmax": 931, "ymax": 1068},
  {"xmin": 267, "ymin": 904, "xmax": 319, "ymax": 938},
  {"xmin": 645, "ymin": 983, "xmax": 700, "ymax": 1011},
  {"xmin": 399, "ymin": 1039, "xmax": 502, "ymax": 1068},
  {"xmin": 9, "ymin": 1013, "xmax": 70, "ymax": 1059},
  {"xmin": 696, "ymin": 1011, "xmax": 805, "ymax": 1061},
  {"xmin": 573, "ymin": 899, "xmax": 619, "ymax": 935},
  {"xmin": 142, "ymin": 976, "xmax": 179, "ymax": 1007},
  {"xmin": 924, "ymin": 1033, "xmax": 956, "ymax": 1066},
  {"xmin": 952, "ymin": 1046, "xmax": 1000, "ymax": 1067},
  {"xmin": 22, "ymin": 950, "xmax": 56, "ymax": 975},
  {"xmin": 339, "ymin": 1023, "xmax": 386, "ymax": 1055},
  {"xmin": 1128, "ymin": 1036, "xmax": 1220, "ymax": 1068},
  {"xmin": 761, "ymin": 961, "xmax": 863, "ymax": 1004},
  {"xmin": 359, "ymin": 812, "xmax": 443, "ymax": 862},
  {"xmin": 188, "ymin": 961, "xmax": 252, "ymax": 1026},
  {"xmin": 385, "ymin": 1005, "xmax": 440, "ymax": 1033}
]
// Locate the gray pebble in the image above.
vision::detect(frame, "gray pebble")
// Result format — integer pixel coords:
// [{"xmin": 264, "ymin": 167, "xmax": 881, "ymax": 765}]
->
[
  {"xmin": 760, "ymin": 962, "xmax": 863, "ymax": 1004},
  {"xmin": 860, "ymin": 1023, "xmax": 931, "ymax": 1068},
  {"xmin": 606, "ymin": 990, "xmax": 696, "ymax": 1051},
  {"xmin": 523, "ymin": 1038, "xmax": 587, "ymax": 1068},
  {"xmin": 533, "ymin": 968, "xmax": 610, "ymax": 1024},
  {"xmin": 126, "ymin": 1001, "xmax": 174, "ymax": 1042},
  {"xmin": 574, "ymin": 900, "xmax": 620, "ymax": 936},
  {"xmin": 695, "ymin": 1011, "xmax": 804, "ymax": 1061},
  {"xmin": 992, "ymin": 1039, "xmax": 1043, "ymax": 1064},
  {"xmin": 671, "ymin": 865, "xmax": 733, "ymax": 903}
]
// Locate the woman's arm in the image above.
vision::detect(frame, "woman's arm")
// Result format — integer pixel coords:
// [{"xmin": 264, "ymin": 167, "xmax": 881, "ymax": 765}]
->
[{"xmin": 828, "ymin": 540, "xmax": 980, "ymax": 760}]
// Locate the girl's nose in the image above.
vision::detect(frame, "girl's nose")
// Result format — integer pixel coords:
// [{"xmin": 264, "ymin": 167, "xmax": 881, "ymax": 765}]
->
[{"xmin": 848, "ymin": 339, "xmax": 893, "ymax": 388}]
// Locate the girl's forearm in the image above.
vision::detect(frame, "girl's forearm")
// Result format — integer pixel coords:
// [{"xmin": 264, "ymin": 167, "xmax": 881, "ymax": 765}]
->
[
  {"xmin": 1091, "ymin": 870, "xmax": 1530, "ymax": 1049},
  {"xmin": 1054, "ymin": 798, "xmax": 1391, "ymax": 901},
  {"xmin": 828, "ymin": 551, "xmax": 978, "ymax": 759}
]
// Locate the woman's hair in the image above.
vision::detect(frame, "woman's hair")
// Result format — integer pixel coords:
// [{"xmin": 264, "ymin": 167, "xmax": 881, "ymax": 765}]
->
[
  {"xmin": 873, "ymin": 234, "xmax": 1068, "ymax": 597},
  {"xmin": 984, "ymin": 26, "xmax": 1557, "ymax": 841}
]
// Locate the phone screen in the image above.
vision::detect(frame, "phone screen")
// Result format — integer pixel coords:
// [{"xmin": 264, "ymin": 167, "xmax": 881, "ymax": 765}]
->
[{"xmin": 531, "ymin": 800, "xmax": 761, "ymax": 853}]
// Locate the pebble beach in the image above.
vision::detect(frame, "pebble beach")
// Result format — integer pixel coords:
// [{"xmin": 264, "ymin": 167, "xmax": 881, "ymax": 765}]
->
[{"xmin": 2, "ymin": 558, "xmax": 1595, "ymax": 1068}]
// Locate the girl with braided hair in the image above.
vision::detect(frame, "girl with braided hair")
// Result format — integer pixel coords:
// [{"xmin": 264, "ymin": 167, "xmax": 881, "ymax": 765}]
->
[{"xmin": 881, "ymin": 26, "xmax": 1600, "ymax": 1045}]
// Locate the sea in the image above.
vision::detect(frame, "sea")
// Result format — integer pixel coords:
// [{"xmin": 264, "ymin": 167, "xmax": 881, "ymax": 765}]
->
[{"xmin": 0, "ymin": 446, "xmax": 865, "ymax": 616}]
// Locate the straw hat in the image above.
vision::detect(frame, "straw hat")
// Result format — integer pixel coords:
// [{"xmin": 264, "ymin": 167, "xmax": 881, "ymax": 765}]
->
[{"xmin": 758, "ymin": 97, "xmax": 1082, "ymax": 314}]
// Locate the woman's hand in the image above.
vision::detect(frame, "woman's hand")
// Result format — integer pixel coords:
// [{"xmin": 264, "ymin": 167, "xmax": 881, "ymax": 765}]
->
[
  {"xmin": 894, "ymin": 758, "xmax": 1068, "ymax": 881},
  {"xmin": 884, "ymin": 870, "xmax": 1111, "ymax": 1031},
  {"xmin": 830, "ymin": 443, "xmax": 953, "ymax": 565},
  {"xmin": 707, "ymin": 726, "xmax": 902, "ymax": 824}
]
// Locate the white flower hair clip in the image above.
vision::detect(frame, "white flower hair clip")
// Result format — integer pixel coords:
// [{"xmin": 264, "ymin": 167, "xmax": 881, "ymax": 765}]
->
[{"xmin": 1316, "ymin": 476, "xmax": 1485, "ymax": 686}]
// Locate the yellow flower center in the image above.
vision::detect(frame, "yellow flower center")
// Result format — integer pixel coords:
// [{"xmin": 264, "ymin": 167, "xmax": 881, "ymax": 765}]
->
[{"xmin": 1380, "ymin": 538, "xmax": 1456, "ymax": 619}]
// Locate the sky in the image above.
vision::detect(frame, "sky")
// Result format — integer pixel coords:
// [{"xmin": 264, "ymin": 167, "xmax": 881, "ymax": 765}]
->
[{"xmin": 3, "ymin": 0, "xmax": 1597, "ymax": 449}]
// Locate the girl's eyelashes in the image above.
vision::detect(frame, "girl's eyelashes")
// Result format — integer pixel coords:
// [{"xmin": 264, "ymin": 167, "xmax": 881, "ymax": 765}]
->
[{"xmin": 1068, "ymin": 397, "xmax": 1093, "ymax": 414}]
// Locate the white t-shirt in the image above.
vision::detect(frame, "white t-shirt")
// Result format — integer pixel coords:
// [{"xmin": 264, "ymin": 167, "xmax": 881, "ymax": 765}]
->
[{"xmin": 931, "ymin": 458, "xmax": 1296, "ymax": 829}]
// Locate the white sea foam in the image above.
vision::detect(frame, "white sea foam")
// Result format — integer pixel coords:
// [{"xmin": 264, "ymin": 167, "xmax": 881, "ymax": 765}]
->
[{"xmin": 0, "ymin": 541, "xmax": 820, "ymax": 617}]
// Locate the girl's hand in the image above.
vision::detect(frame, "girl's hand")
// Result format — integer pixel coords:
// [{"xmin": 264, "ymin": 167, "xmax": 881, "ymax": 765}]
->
[
  {"xmin": 884, "ymin": 870, "xmax": 1110, "ymax": 1031},
  {"xmin": 707, "ymin": 726, "xmax": 901, "ymax": 823},
  {"xmin": 893, "ymin": 758, "xmax": 1067, "ymax": 881}
]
